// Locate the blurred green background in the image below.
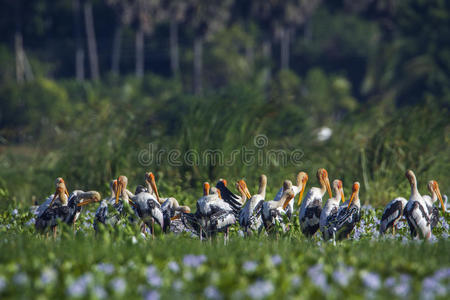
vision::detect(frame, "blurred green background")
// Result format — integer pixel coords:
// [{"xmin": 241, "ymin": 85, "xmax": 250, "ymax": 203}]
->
[{"xmin": 0, "ymin": 0, "xmax": 448, "ymax": 208}]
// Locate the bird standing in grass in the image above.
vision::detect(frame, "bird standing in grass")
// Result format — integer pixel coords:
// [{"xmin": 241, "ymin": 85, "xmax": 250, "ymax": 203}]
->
[
  {"xmin": 299, "ymin": 168, "xmax": 333, "ymax": 237},
  {"xmin": 379, "ymin": 197, "xmax": 408, "ymax": 235},
  {"xmin": 239, "ymin": 175, "xmax": 265, "ymax": 235},
  {"xmin": 261, "ymin": 185, "xmax": 295, "ymax": 234},
  {"xmin": 404, "ymin": 170, "xmax": 432, "ymax": 239},
  {"xmin": 332, "ymin": 182, "xmax": 361, "ymax": 240},
  {"xmin": 273, "ymin": 172, "xmax": 308, "ymax": 220},
  {"xmin": 320, "ymin": 179, "xmax": 345, "ymax": 240},
  {"xmin": 422, "ymin": 180, "xmax": 446, "ymax": 230}
]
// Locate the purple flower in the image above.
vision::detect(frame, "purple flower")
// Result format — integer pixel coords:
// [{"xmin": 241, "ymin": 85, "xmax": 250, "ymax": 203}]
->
[
  {"xmin": 93, "ymin": 285, "xmax": 107, "ymax": 299},
  {"xmin": 167, "ymin": 261, "xmax": 179, "ymax": 273},
  {"xmin": 183, "ymin": 255, "xmax": 207, "ymax": 268},
  {"xmin": 25, "ymin": 218, "xmax": 35, "ymax": 226},
  {"xmin": 204, "ymin": 285, "xmax": 222, "ymax": 300},
  {"xmin": 247, "ymin": 280, "xmax": 274, "ymax": 299},
  {"xmin": 361, "ymin": 272, "xmax": 381, "ymax": 290},
  {"xmin": 291, "ymin": 275, "xmax": 302, "ymax": 287},
  {"xmin": 110, "ymin": 277, "xmax": 126, "ymax": 294},
  {"xmin": 271, "ymin": 255, "xmax": 282, "ymax": 266},
  {"xmin": 333, "ymin": 266, "xmax": 354, "ymax": 287},
  {"xmin": 12, "ymin": 209, "xmax": 18, "ymax": 216},
  {"xmin": 433, "ymin": 268, "xmax": 450, "ymax": 281},
  {"xmin": 96, "ymin": 263, "xmax": 114, "ymax": 275},
  {"xmin": 0, "ymin": 276, "xmax": 6, "ymax": 292},
  {"xmin": 384, "ymin": 277, "xmax": 396, "ymax": 288},
  {"xmin": 146, "ymin": 266, "xmax": 162, "ymax": 287},
  {"xmin": 67, "ymin": 274, "xmax": 93, "ymax": 297},
  {"xmin": 13, "ymin": 272, "xmax": 28, "ymax": 285},
  {"xmin": 40, "ymin": 267, "xmax": 57, "ymax": 284},
  {"xmin": 308, "ymin": 263, "xmax": 328, "ymax": 291},
  {"xmin": 144, "ymin": 290, "xmax": 160, "ymax": 300},
  {"xmin": 243, "ymin": 261, "xmax": 258, "ymax": 272},
  {"xmin": 172, "ymin": 280, "xmax": 183, "ymax": 291}
]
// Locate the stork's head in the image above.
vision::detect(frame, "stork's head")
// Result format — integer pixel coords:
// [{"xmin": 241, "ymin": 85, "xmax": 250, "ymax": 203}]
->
[
  {"xmin": 317, "ymin": 168, "xmax": 332, "ymax": 198},
  {"xmin": 203, "ymin": 182, "xmax": 210, "ymax": 196},
  {"xmin": 296, "ymin": 172, "xmax": 308, "ymax": 206},
  {"xmin": 405, "ymin": 170, "xmax": 416, "ymax": 185},
  {"xmin": 332, "ymin": 179, "xmax": 345, "ymax": 202},
  {"xmin": 283, "ymin": 180, "xmax": 293, "ymax": 191},
  {"xmin": 115, "ymin": 175, "xmax": 128, "ymax": 204},
  {"xmin": 77, "ymin": 191, "xmax": 102, "ymax": 207},
  {"xmin": 236, "ymin": 179, "xmax": 251, "ymax": 199},
  {"xmin": 219, "ymin": 178, "xmax": 228, "ymax": 187},
  {"xmin": 282, "ymin": 189, "xmax": 295, "ymax": 210},
  {"xmin": 428, "ymin": 180, "xmax": 445, "ymax": 214},
  {"xmin": 347, "ymin": 182, "xmax": 360, "ymax": 209}
]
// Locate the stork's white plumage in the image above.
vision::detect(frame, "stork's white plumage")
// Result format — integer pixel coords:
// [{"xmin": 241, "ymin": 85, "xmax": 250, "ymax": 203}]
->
[
  {"xmin": 299, "ymin": 168, "xmax": 333, "ymax": 237},
  {"xmin": 404, "ymin": 170, "xmax": 432, "ymax": 239},
  {"xmin": 320, "ymin": 179, "xmax": 344, "ymax": 240},
  {"xmin": 262, "ymin": 186, "xmax": 295, "ymax": 233},
  {"xmin": 239, "ymin": 175, "xmax": 265, "ymax": 235},
  {"xmin": 272, "ymin": 172, "xmax": 308, "ymax": 220},
  {"xmin": 332, "ymin": 182, "xmax": 361, "ymax": 240},
  {"xmin": 379, "ymin": 197, "xmax": 408, "ymax": 235}
]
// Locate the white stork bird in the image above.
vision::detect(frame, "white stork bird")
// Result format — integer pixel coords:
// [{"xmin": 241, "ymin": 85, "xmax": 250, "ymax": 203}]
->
[
  {"xmin": 94, "ymin": 176, "xmax": 136, "ymax": 230},
  {"xmin": 35, "ymin": 177, "xmax": 70, "ymax": 217},
  {"xmin": 404, "ymin": 170, "xmax": 432, "ymax": 239},
  {"xmin": 239, "ymin": 175, "xmax": 265, "ymax": 235},
  {"xmin": 299, "ymin": 168, "xmax": 333, "ymax": 237},
  {"xmin": 422, "ymin": 180, "xmax": 446, "ymax": 230},
  {"xmin": 332, "ymin": 182, "xmax": 361, "ymax": 240},
  {"xmin": 261, "ymin": 187, "xmax": 295, "ymax": 234},
  {"xmin": 319, "ymin": 179, "xmax": 345, "ymax": 240},
  {"xmin": 160, "ymin": 197, "xmax": 191, "ymax": 234},
  {"xmin": 379, "ymin": 197, "xmax": 408, "ymax": 235},
  {"xmin": 183, "ymin": 182, "xmax": 236, "ymax": 241},
  {"xmin": 273, "ymin": 172, "xmax": 308, "ymax": 220},
  {"xmin": 36, "ymin": 184, "xmax": 101, "ymax": 237}
]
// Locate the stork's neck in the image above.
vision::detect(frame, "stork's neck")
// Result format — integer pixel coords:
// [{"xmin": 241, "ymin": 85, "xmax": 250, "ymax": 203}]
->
[
  {"xmin": 258, "ymin": 180, "xmax": 266, "ymax": 199},
  {"xmin": 409, "ymin": 176, "xmax": 420, "ymax": 198},
  {"xmin": 320, "ymin": 182, "xmax": 327, "ymax": 197},
  {"xmin": 60, "ymin": 193, "xmax": 69, "ymax": 206},
  {"xmin": 145, "ymin": 180, "xmax": 154, "ymax": 195}
]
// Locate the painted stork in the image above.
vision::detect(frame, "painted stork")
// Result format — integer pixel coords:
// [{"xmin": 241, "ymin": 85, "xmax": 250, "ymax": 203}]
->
[
  {"xmin": 216, "ymin": 179, "xmax": 249, "ymax": 217},
  {"xmin": 183, "ymin": 182, "xmax": 236, "ymax": 241},
  {"xmin": 379, "ymin": 197, "xmax": 408, "ymax": 235},
  {"xmin": 298, "ymin": 168, "xmax": 333, "ymax": 237},
  {"xmin": 35, "ymin": 178, "xmax": 70, "ymax": 217},
  {"xmin": 404, "ymin": 170, "xmax": 432, "ymax": 239},
  {"xmin": 332, "ymin": 182, "xmax": 361, "ymax": 240},
  {"xmin": 239, "ymin": 175, "xmax": 265, "ymax": 235},
  {"xmin": 319, "ymin": 179, "xmax": 344, "ymax": 240},
  {"xmin": 273, "ymin": 172, "xmax": 308, "ymax": 220},
  {"xmin": 161, "ymin": 197, "xmax": 191, "ymax": 233},
  {"xmin": 261, "ymin": 187, "xmax": 295, "ymax": 234},
  {"xmin": 94, "ymin": 176, "xmax": 136, "ymax": 230},
  {"xmin": 36, "ymin": 186, "xmax": 101, "ymax": 237},
  {"xmin": 422, "ymin": 180, "xmax": 446, "ymax": 229}
]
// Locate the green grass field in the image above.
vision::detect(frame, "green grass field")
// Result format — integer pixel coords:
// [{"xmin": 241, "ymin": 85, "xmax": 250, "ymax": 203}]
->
[{"xmin": 0, "ymin": 205, "xmax": 449, "ymax": 299}]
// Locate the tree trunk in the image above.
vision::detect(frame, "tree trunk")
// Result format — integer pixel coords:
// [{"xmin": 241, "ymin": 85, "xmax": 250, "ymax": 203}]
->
[
  {"xmin": 83, "ymin": 1, "xmax": 99, "ymax": 80},
  {"xmin": 170, "ymin": 19, "xmax": 179, "ymax": 76},
  {"xmin": 135, "ymin": 28, "xmax": 144, "ymax": 78},
  {"xmin": 193, "ymin": 37, "xmax": 203, "ymax": 95},
  {"xmin": 262, "ymin": 38, "xmax": 272, "ymax": 84},
  {"xmin": 280, "ymin": 27, "xmax": 290, "ymax": 70},
  {"xmin": 111, "ymin": 24, "xmax": 123, "ymax": 75},
  {"xmin": 73, "ymin": 0, "xmax": 84, "ymax": 81},
  {"xmin": 15, "ymin": 32, "xmax": 24, "ymax": 83}
]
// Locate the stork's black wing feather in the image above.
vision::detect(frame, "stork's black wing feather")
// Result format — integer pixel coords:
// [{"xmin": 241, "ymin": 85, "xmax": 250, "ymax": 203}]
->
[{"xmin": 215, "ymin": 181, "xmax": 242, "ymax": 215}]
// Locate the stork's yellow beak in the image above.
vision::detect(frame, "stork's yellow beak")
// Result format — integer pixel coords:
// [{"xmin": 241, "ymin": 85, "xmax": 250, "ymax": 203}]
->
[
  {"xmin": 434, "ymin": 183, "xmax": 446, "ymax": 214},
  {"xmin": 297, "ymin": 184, "xmax": 306, "ymax": 206},
  {"xmin": 340, "ymin": 188, "xmax": 345, "ymax": 203},
  {"xmin": 347, "ymin": 191, "xmax": 355, "ymax": 209}
]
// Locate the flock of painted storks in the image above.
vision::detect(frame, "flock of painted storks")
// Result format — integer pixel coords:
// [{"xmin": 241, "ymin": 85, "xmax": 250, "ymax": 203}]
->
[{"xmin": 32, "ymin": 169, "xmax": 446, "ymax": 241}]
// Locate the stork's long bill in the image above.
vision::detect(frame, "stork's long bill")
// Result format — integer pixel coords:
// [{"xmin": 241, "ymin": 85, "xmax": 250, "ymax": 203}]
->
[
  {"xmin": 297, "ymin": 172, "xmax": 308, "ymax": 206},
  {"xmin": 148, "ymin": 172, "xmax": 162, "ymax": 204},
  {"xmin": 338, "ymin": 181, "xmax": 345, "ymax": 203},
  {"xmin": 77, "ymin": 191, "xmax": 102, "ymax": 207},
  {"xmin": 237, "ymin": 179, "xmax": 252, "ymax": 199},
  {"xmin": 319, "ymin": 169, "xmax": 333, "ymax": 199},
  {"xmin": 433, "ymin": 181, "xmax": 446, "ymax": 214},
  {"xmin": 283, "ymin": 191, "xmax": 295, "ymax": 210},
  {"xmin": 347, "ymin": 182, "xmax": 360, "ymax": 209}
]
